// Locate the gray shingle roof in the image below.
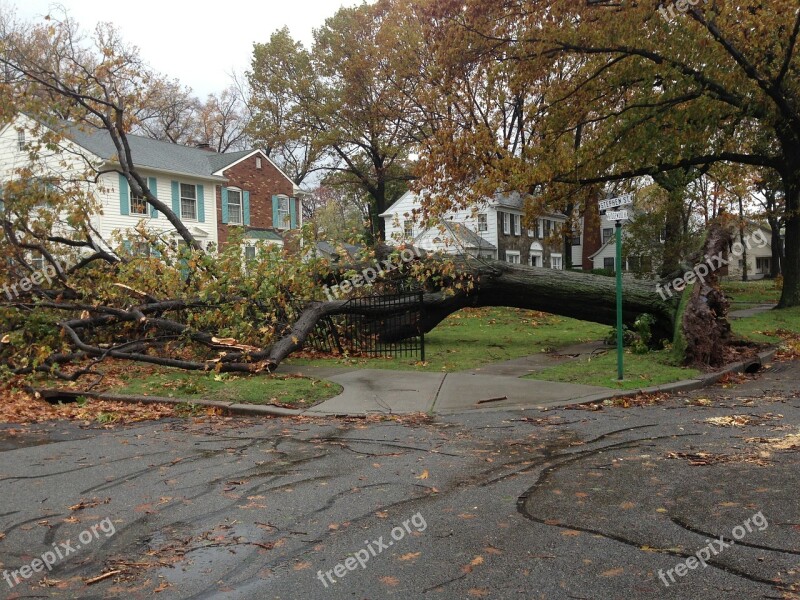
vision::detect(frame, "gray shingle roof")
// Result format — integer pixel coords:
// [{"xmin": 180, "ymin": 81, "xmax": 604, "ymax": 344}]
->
[
  {"xmin": 207, "ymin": 150, "xmax": 253, "ymax": 173},
  {"xmin": 61, "ymin": 124, "xmax": 244, "ymax": 180}
]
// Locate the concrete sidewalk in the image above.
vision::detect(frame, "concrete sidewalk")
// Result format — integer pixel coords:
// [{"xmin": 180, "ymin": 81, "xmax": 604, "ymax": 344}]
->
[{"xmin": 291, "ymin": 368, "xmax": 611, "ymax": 416}]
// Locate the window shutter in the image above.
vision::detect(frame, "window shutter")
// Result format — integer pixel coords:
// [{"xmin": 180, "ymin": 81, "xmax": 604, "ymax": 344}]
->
[
  {"xmin": 122, "ymin": 240, "xmax": 132, "ymax": 253},
  {"xmin": 119, "ymin": 174, "xmax": 129, "ymax": 216},
  {"xmin": 148, "ymin": 177, "xmax": 158, "ymax": 218},
  {"xmin": 196, "ymin": 185, "xmax": 205, "ymax": 222},
  {"xmin": 272, "ymin": 195, "xmax": 280, "ymax": 228},
  {"xmin": 289, "ymin": 197, "xmax": 297, "ymax": 229},
  {"xmin": 243, "ymin": 191, "xmax": 251, "ymax": 226},
  {"xmin": 171, "ymin": 181, "xmax": 180, "ymax": 216},
  {"xmin": 221, "ymin": 187, "xmax": 229, "ymax": 224}
]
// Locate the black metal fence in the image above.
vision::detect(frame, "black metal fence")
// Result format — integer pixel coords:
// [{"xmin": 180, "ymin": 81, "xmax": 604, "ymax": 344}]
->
[{"xmin": 307, "ymin": 291, "xmax": 425, "ymax": 361}]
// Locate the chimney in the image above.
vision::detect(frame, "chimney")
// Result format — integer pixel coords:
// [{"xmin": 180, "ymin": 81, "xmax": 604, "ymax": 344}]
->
[{"xmin": 194, "ymin": 142, "xmax": 214, "ymax": 152}]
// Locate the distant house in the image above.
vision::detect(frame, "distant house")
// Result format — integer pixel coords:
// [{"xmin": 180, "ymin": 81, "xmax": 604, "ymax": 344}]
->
[
  {"xmin": 0, "ymin": 114, "xmax": 302, "ymax": 258},
  {"xmin": 723, "ymin": 222, "xmax": 775, "ymax": 280},
  {"xmin": 381, "ymin": 190, "xmax": 567, "ymax": 268}
]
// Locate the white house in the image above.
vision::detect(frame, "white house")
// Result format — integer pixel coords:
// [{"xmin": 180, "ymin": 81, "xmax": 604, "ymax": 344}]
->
[
  {"xmin": 0, "ymin": 115, "xmax": 224, "ymax": 256},
  {"xmin": 381, "ymin": 190, "xmax": 567, "ymax": 268}
]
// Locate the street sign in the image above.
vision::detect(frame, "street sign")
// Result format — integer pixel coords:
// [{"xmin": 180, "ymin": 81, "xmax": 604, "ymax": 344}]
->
[
  {"xmin": 598, "ymin": 193, "xmax": 634, "ymax": 211},
  {"xmin": 606, "ymin": 209, "xmax": 629, "ymax": 222}
]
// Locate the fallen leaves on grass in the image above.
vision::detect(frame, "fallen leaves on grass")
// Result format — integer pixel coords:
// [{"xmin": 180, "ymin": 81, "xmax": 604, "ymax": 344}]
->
[{"xmin": 0, "ymin": 384, "xmax": 181, "ymax": 425}]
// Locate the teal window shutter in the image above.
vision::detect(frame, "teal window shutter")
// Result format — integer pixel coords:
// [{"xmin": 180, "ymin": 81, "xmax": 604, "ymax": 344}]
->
[
  {"xmin": 272, "ymin": 195, "xmax": 280, "ymax": 228},
  {"xmin": 289, "ymin": 197, "xmax": 297, "ymax": 229},
  {"xmin": 196, "ymin": 184, "xmax": 205, "ymax": 222},
  {"xmin": 243, "ymin": 191, "xmax": 251, "ymax": 226},
  {"xmin": 221, "ymin": 187, "xmax": 229, "ymax": 224},
  {"xmin": 148, "ymin": 177, "xmax": 158, "ymax": 218},
  {"xmin": 171, "ymin": 181, "xmax": 180, "ymax": 216},
  {"xmin": 119, "ymin": 174, "xmax": 129, "ymax": 216},
  {"xmin": 122, "ymin": 240, "xmax": 132, "ymax": 254}
]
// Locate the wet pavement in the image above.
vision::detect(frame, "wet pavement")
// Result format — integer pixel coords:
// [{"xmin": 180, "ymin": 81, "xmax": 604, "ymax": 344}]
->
[{"xmin": 0, "ymin": 359, "xmax": 798, "ymax": 599}]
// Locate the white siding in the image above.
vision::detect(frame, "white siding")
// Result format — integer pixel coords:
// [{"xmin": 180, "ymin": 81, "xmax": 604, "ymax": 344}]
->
[
  {"xmin": 725, "ymin": 226, "xmax": 773, "ymax": 280},
  {"xmin": 99, "ymin": 172, "xmax": 218, "ymax": 250},
  {"xmin": 382, "ymin": 190, "xmax": 497, "ymax": 255},
  {"xmin": 0, "ymin": 115, "xmax": 218, "ymax": 252}
]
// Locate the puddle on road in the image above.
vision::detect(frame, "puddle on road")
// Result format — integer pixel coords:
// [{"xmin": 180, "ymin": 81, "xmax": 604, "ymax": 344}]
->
[{"xmin": 149, "ymin": 523, "xmax": 275, "ymax": 589}]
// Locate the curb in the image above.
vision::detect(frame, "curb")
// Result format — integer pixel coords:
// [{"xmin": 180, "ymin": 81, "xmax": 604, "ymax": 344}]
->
[
  {"xmin": 566, "ymin": 347, "xmax": 778, "ymax": 407},
  {"xmin": 82, "ymin": 392, "xmax": 303, "ymax": 417}
]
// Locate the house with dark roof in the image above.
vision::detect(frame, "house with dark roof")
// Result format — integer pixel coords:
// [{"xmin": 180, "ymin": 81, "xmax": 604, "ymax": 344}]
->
[
  {"xmin": 380, "ymin": 190, "xmax": 567, "ymax": 268},
  {"xmin": 0, "ymin": 114, "xmax": 302, "ymax": 256}
]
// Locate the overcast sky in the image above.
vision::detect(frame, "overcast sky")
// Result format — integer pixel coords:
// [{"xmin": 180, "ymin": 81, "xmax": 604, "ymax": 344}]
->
[{"xmin": 6, "ymin": 0, "xmax": 362, "ymax": 97}]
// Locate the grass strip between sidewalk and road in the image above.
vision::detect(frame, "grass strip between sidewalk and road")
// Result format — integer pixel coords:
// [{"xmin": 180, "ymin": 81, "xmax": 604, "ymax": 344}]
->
[{"xmin": 112, "ymin": 371, "xmax": 343, "ymax": 408}]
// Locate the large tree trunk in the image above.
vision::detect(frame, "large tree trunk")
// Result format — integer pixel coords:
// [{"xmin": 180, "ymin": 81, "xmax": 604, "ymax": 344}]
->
[
  {"xmin": 681, "ymin": 221, "xmax": 733, "ymax": 367},
  {"xmin": 265, "ymin": 260, "xmax": 678, "ymax": 370},
  {"xmin": 779, "ymin": 176, "xmax": 800, "ymax": 307}
]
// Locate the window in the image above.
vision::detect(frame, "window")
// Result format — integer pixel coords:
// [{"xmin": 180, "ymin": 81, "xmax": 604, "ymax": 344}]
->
[
  {"xmin": 543, "ymin": 219, "xmax": 552, "ymax": 237},
  {"xmin": 756, "ymin": 257, "xmax": 771, "ymax": 274},
  {"xmin": 244, "ymin": 245, "xmax": 257, "ymax": 262},
  {"xmin": 572, "ymin": 234, "xmax": 581, "ymax": 246},
  {"xmin": 277, "ymin": 195, "xmax": 290, "ymax": 228},
  {"xmin": 227, "ymin": 189, "xmax": 243, "ymax": 225},
  {"xmin": 17, "ymin": 130, "xmax": 26, "ymax": 151},
  {"xmin": 512, "ymin": 214, "xmax": 521, "ymax": 236},
  {"xmin": 477, "ymin": 214, "xmax": 488, "ymax": 232},
  {"xmin": 255, "ymin": 157, "xmax": 262, "ymax": 170},
  {"xmin": 604, "ymin": 257, "xmax": 615, "ymax": 271},
  {"xmin": 528, "ymin": 221, "xmax": 539, "ymax": 238},
  {"xmin": 130, "ymin": 191, "xmax": 148, "ymax": 216},
  {"xmin": 180, "ymin": 183, "xmax": 197, "ymax": 220},
  {"xmin": 404, "ymin": 219, "xmax": 414, "ymax": 238},
  {"xmin": 502, "ymin": 212, "xmax": 510, "ymax": 235},
  {"xmin": 551, "ymin": 254, "xmax": 563, "ymax": 270},
  {"xmin": 602, "ymin": 228, "xmax": 613, "ymax": 244},
  {"xmin": 505, "ymin": 251, "xmax": 520, "ymax": 264}
]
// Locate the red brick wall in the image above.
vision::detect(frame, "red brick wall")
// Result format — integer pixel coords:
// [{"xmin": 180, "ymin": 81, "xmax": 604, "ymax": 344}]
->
[{"xmin": 216, "ymin": 153, "xmax": 296, "ymax": 247}]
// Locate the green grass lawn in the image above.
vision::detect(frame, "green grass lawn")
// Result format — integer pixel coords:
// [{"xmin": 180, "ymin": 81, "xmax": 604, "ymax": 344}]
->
[
  {"xmin": 731, "ymin": 305, "xmax": 800, "ymax": 344},
  {"xmin": 112, "ymin": 371, "xmax": 343, "ymax": 408},
  {"xmin": 284, "ymin": 307, "xmax": 610, "ymax": 372},
  {"xmin": 525, "ymin": 349, "xmax": 701, "ymax": 391},
  {"xmin": 721, "ymin": 279, "xmax": 781, "ymax": 306}
]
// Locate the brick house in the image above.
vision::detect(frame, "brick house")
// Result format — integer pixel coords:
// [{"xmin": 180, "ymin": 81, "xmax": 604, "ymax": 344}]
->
[
  {"xmin": 209, "ymin": 149, "xmax": 302, "ymax": 253},
  {"xmin": 0, "ymin": 115, "xmax": 303, "ymax": 259},
  {"xmin": 381, "ymin": 190, "xmax": 567, "ymax": 268}
]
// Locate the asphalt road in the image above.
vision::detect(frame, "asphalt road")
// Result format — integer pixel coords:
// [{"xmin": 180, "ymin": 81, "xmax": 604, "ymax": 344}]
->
[{"xmin": 1, "ymin": 362, "xmax": 798, "ymax": 600}]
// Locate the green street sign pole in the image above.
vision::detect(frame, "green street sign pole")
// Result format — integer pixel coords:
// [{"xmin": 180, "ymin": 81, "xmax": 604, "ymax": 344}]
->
[{"xmin": 615, "ymin": 220, "xmax": 624, "ymax": 381}]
